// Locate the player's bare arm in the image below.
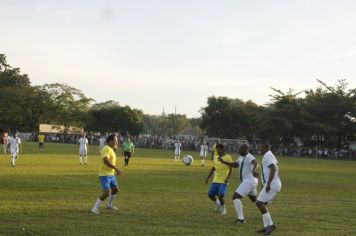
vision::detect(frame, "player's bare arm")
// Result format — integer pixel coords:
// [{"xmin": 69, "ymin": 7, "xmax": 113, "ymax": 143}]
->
[
  {"xmin": 252, "ymin": 159, "xmax": 259, "ymax": 178},
  {"xmin": 266, "ymin": 164, "xmax": 276, "ymax": 192},
  {"xmin": 218, "ymin": 157, "xmax": 239, "ymax": 168},
  {"xmin": 225, "ymin": 167, "xmax": 232, "ymax": 183},
  {"xmin": 205, "ymin": 167, "xmax": 215, "ymax": 184},
  {"xmin": 103, "ymin": 156, "xmax": 122, "ymax": 176}
]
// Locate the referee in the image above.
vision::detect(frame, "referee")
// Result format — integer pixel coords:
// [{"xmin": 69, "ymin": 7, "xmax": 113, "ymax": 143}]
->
[{"xmin": 122, "ymin": 137, "xmax": 134, "ymax": 166}]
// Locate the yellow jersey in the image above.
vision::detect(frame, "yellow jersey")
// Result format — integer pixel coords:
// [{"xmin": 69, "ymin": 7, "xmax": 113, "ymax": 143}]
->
[
  {"xmin": 98, "ymin": 145, "xmax": 117, "ymax": 176},
  {"xmin": 212, "ymin": 154, "xmax": 233, "ymax": 183},
  {"xmin": 38, "ymin": 134, "xmax": 45, "ymax": 142}
]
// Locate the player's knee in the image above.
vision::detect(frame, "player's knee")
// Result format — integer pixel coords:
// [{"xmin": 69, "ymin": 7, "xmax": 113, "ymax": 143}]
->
[{"xmin": 233, "ymin": 192, "xmax": 242, "ymax": 200}]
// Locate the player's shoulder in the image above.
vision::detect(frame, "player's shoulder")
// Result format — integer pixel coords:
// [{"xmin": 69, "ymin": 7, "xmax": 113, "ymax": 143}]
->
[{"xmin": 224, "ymin": 154, "xmax": 233, "ymax": 161}]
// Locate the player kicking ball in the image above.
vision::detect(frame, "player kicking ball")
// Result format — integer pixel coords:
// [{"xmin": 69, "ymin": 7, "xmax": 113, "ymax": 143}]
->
[
  {"xmin": 218, "ymin": 144, "xmax": 259, "ymax": 224},
  {"xmin": 255, "ymin": 141, "xmax": 282, "ymax": 235},
  {"xmin": 205, "ymin": 144, "xmax": 232, "ymax": 215}
]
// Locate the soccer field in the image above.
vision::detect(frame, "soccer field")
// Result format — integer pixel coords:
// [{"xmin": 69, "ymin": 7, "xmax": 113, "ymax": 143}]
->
[{"xmin": 1, "ymin": 143, "xmax": 356, "ymax": 236}]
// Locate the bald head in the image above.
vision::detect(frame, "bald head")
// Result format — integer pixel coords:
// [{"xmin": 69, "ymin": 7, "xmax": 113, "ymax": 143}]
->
[{"xmin": 238, "ymin": 143, "xmax": 249, "ymax": 156}]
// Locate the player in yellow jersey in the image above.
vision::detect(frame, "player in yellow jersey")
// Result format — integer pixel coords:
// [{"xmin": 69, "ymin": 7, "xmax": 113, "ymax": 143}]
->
[
  {"xmin": 38, "ymin": 133, "xmax": 45, "ymax": 150},
  {"xmin": 205, "ymin": 143, "xmax": 232, "ymax": 215},
  {"xmin": 91, "ymin": 134, "xmax": 122, "ymax": 214}
]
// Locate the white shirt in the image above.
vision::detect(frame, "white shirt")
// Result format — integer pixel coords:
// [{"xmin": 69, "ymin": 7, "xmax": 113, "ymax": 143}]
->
[
  {"xmin": 99, "ymin": 137, "xmax": 105, "ymax": 149},
  {"xmin": 8, "ymin": 136, "xmax": 21, "ymax": 153},
  {"xmin": 200, "ymin": 144, "xmax": 208, "ymax": 157},
  {"xmin": 236, "ymin": 153, "xmax": 256, "ymax": 181},
  {"xmin": 78, "ymin": 137, "xmax": 88, "ymax": 150},
  {"xmin": 261, "ymin": 150, "xmax": 281, "ymax": 190},
  {"xmin": 174, "ymin": 142, "xmax": 181, "ymax": 153}
]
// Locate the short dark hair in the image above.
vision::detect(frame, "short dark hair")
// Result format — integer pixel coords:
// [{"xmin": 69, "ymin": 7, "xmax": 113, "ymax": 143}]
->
[
  {"xmin": 106, "ymin": 134, "xmax": 117, "ymax": 143},
  {"xmin": 216, "ymin": 143, "xmax": 225, "ymax": 150}
]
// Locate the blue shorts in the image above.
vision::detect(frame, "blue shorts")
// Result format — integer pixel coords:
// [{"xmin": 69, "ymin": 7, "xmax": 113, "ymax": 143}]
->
[
  {"xmin": 99, "ymin": 176, "xmax": 118, "ymax": 190},
  {"xmin": 208, "ymin": 183, "xmax": 227, "ymax": 197}
]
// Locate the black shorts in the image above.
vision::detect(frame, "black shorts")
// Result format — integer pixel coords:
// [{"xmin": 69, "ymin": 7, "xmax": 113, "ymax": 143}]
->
[
  {"xmin": 39, "ymin": 142, "xmax": 44, "ymax": 148},
  {"xmin": 124, "ymin": 151, "xmax": 131, "ymax": 158}
]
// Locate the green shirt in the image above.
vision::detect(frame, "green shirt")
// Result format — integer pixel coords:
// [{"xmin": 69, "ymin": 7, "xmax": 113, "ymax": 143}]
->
[{"xmin": 123, "ymin": 141, "xmax": 134, "ymax": 152}]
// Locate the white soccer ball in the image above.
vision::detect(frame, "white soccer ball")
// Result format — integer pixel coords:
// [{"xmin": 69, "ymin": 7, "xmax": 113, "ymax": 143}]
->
[{"xmin": 183, "ymin": 155, "xmax": 194, "ymax": 166}]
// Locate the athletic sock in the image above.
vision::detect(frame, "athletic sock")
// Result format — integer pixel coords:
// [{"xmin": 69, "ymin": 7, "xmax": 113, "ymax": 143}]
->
[
  {"xmin": 93, "ymin": 198, "xmax": 103, "ymax": 210},
  {"xmin": 233, "ymin": 199, "xmax": 244, "ymax": 220},
  {"xmin": 262, "ymin": 212, "xmax": 273, "ymax": 226},
  {"xmin": 79, "ymin": 156, "xmax": 82, "ymax": 164},
  {"xmin": 215, "ymin": 199, "xmax": 221, "ymax": 206},
  {"xmin": 84, "ymin": 155, "xmax": 87, "ymax": 164},
  {"xmin": 108, "ymin": 194, "xmax": 116, "ymax": 206}
]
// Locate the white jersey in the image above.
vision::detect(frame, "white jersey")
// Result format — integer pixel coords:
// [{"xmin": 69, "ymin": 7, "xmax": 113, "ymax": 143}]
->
[
  {"xmin": 261, "ymin": 150, "xmax": 281, "ymax": 191},
  {"xmin": 200, "ymin": 144, "xmax": 208, "ymax": 157},
  {"xmin": 78, "ymin": 137, "xmax": 88, "ymax": 151},
  {"xmin": 99, "ymin": 137, "xmax": 105, "ymax": 149},
  {"xmin": 237, "ymin": 153, "xmax": 257, "ymax": 181},
  {"xmin": 8, "ymin": 136, "xmax": 21, "ymax": 154},
  {"xmin": 174, "ymin": 142, "xmax": 181, "ymax": 154}
]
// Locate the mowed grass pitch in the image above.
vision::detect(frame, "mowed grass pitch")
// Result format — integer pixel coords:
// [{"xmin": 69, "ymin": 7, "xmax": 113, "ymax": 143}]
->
[{"xmin": 0, "ymin": 143, "xmax": 356, "ymax": 236}]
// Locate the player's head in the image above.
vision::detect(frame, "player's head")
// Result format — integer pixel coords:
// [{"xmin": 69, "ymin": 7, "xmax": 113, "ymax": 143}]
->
[
  {"xmin": 259, "ymin": 141, "xmax": 270, "ymax": 154},
  {"xmin": 127, "ymin": 136, "xmax": 130, "ymax": 142},
  {"xmin": 238, "ymin": 144, "xmax": 249, "ymax": 156},
  {"xmin": 216, "ymin": 143, "xmax": 225, "ymax": 156},
  {"xmin": 217, "ymin": 138, "xmax": 221, "ymax": 144},
  {"xmin": 106, "ymin": 134, "xmax": 118, "ymax": 150},
  {"xmin": 13, "ymin": 130, "xmax": 18, "ymax": 137}
]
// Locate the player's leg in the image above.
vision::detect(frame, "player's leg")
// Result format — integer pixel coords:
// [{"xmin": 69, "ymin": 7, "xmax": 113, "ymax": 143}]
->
[
  {"xmin": 233, "ymin": 180, "xmax": 253, "ymax": 223},
  {"xmin": 107, "ymin": 176, "xmax": 119, "ymax": 210},
  {"xmin": 84, "ymin": 151, "xmax": 88, "ymax": 165},
  {"xmin": 200, "ymin": 155, "xmax": 205, "ymax": 166},
  {"xmin": 256, "ymin": 188, "xmax": 278, "ymax": 234},
  {"xmin": 208, "ymin": 183, "xmax": 221, "ymax": 210},
  {"xmin": 217, "ymin": 184, "xmax": 227, "ymax": 214},
  {"xmin": 11, "ymin": 153, "xmax": 16, "ymax": 167},
  {"xmin": 92, "ymin": 176, "xmax": 111, "ymax": 214},
  {"xmin": 126, "ymin": 152, "xmax": 131, "ymax": 166}
]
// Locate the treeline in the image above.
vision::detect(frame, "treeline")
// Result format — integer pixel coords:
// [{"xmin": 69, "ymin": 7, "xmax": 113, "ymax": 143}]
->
[
  {"xmin": 0, "ymin": 54, "xmax": 199, "ymax": 135},
  {"xmin": 200, "ymin": 81, "xmax": 356, "ymax": 150}
]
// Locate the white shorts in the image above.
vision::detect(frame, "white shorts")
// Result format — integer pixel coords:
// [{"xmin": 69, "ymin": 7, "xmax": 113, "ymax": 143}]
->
[
  {"xmin": 257, "ymin": 186, "xmax": 280, "ymax": 203},
  {"xmin": 236, "ymin": 178, "xmax": 258, "ymax": 197},
  {"xmin": 79, "ymin": 149, "xmax": 87, "ymax": 156},
  {"xmin": 174, "ymin": 151, "xmax": 180, "ymax": 156}
]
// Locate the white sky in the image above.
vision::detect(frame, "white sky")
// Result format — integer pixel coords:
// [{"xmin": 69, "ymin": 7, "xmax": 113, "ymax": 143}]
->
[{"xmin": 1, "ymin": 0, "xmax": 356, "ymax": 117}]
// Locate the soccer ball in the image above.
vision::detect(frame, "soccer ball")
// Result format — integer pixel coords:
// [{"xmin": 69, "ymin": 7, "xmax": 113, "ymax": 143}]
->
[{"xmin": 183, "ymin": 155, "xmax": 193, "ymax": 166}]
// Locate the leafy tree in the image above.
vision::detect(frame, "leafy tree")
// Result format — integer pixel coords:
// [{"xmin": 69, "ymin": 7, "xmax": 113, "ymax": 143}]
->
[{"xmin": 41, "ymin": 83, "xmax": 93, "ymax": 132}]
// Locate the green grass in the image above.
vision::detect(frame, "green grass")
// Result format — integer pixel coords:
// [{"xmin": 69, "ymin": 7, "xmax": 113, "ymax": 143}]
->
[{"xmin": 0, "ymin": 142, "xmax": 356, "ymax": 236}]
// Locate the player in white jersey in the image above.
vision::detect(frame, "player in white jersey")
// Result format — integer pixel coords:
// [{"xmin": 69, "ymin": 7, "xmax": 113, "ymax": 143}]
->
[
  {"xmin": 99, "ymin": 136, "xmax": 105, "ymax": 151},
  {"xmin": 255, "ymin": 141, "xmax": 281, "ymax": 235},
  {"xmin": 78, "ymin": 134, "xmax": 89, "ymax": 165},
  {"xmin": 219, "ymin": 144, "xmax": 258, "ymax": 224},
  {"xmin": 7, "ymin": 131, "xmax": 22, "ymax": 167},
  {"xmin": 200, "ymin": 141, "xmax": 209, "ymax": 166},
  {"xmin": 174, "ymin": 140, "xmax": 181, "ymax": 161}
]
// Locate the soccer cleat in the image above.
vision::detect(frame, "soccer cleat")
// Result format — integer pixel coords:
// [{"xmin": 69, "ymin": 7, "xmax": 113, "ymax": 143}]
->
[
  {"xmin": 91, "ymin": 208, "xmax": 100, "ymax": 214},
  {"xmin": 264, "ymin": 224, "xmax": 277, "ymax": 235},
  {"xmin": 256, "ymin": 227, "xmax": 267, "ymax": 233},
  {"xmin": 106, "ymin": 205, "xmax": 118, "ymax": 210},
  {"xmin": 234, "ymin": 219, "xmax": 245, "ymax": 224}
]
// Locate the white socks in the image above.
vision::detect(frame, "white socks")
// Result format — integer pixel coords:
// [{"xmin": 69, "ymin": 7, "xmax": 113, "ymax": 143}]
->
[
  {"xmin": 83, "ymin": 155, "xmax": 87, "ymax": 164},
  {"xmin": 79, "ymin": 156, "xmax": 82, "ymax": 164},
  {"xmin": 108, "ymin": 194, "xmax": 116, "ymax": 207},
  {"xmin": 92, "ymin": 198, "xmax": 103, "ymax": 210},
  {"xmin": 11, "ymin": 157, "xmax": 16, "ymax": 166},
  {"xmin": 262, "ymin": 212, "xmax": 273, "ymax": 227},
  {"xmin": 233, "ymin": 199, "xmax": 244, "ymax": 220}
]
